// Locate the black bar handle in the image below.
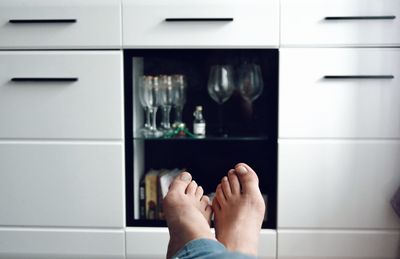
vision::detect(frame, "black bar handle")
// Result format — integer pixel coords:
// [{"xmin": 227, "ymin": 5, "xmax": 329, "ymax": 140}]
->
[
  {"xmin": 9, "ymin": 19, "xmax": 77, "ymax": 24},
  {"xmin": 324, "ymin": 75, "xmax": 394, "ymax": 79},
  {"xmin": 165, "ymin": 18, "xmax": 234, "ymax": 22},
  {"xmin": 325, "ymin": 16, "xmax": 396, "ymax": 20},
  {"xmin": 11, "ymin": 77, "xmax": 78, "ymax": 82}
]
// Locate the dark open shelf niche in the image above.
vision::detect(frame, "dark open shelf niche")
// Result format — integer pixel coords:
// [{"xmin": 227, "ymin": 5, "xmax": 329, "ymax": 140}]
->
[{"xmin": 124, "ymin": 49, "xmax": 278, "ymax": 230}]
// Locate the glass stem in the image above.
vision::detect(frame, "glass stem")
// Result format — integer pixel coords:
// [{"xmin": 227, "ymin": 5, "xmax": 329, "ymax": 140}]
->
[
  {"xmin": 218, "ymin": 104, "xmax": 224, "ymax": 136},
  {"xmin": 144, "ymin": 108, "xmax": 151, "ymax": 129},
  {"xmin": 175, "ymin": 105, "xmax": 183, "ymax": 123},
  {"xmin": 149, "ymin": 107, "xmax": 158, "ymax": 131},
  {"xmin": 162, "ymin": 106, "xmax": 171, "ymax": 129}
]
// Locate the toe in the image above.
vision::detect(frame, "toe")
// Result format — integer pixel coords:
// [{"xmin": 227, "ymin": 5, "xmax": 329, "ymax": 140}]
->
[
  {"xmin": 201, "ymin": 195, "xmax": 210, "ymax": 208},
  {"xmin": 227, "ymin": 169, "xmax": 241, "ymax": 195},
  {"xmin": 221, "ymin": 176, "xmax": 232, "ymax": 198},
  {"xmin": 212, "ymin": 195, "xmax": 221, "ymax": 211},
  {"xmin": 215, "ymin": 184, "xmax": 226, "ymax": 205},
  {"xmin": 186, "ymin": 180, "xmax": 198, "ymax": 196},
  {"xmin": 235, "ymin": 163, "xmax": 260, "ymax": 194},
  {"xmin": 168, "ymin": 171, "xmax": 192, "ymax": 193},
  {"xmin": 195, "ymin": 186, "xmax": 204, "ymax": 200}
]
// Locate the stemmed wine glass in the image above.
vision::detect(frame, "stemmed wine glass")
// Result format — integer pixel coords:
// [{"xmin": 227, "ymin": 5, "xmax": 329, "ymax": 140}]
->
[
  {"xmin": 141, "ymin": 76, "xmax": 163, "ymax": 138},
  {"xmin": 237, "ymin": 63, "xmax": 264, "ymax": 103},
  {"xmin": 159, "ymin": 75, "xmax": 174, "ymax": 133},
  {"xmin": 138, "ymin": 75, "xmax": 151, "ymax": 137},
  {"xmin": 171, "ymin": 75, "xmax": 187, "ymax": 128},
  {"xmin": 207, "ymin": 65, "xmax": 235, "ymax": 136}
]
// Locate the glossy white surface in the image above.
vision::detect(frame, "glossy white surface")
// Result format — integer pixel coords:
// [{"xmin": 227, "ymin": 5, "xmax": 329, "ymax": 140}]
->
[
  {"xmin": 277, "ymin": 229, "xmax": 400, "ymax": 259},
  {"xmin": 0, "ymin": 51, "xmax": 123, "ymax": 139},
  {"xmin": 281, "ymin": 0, "xmax": 400, "ymax": 46},
  {"xmin": 122, "ymin": 0, "xmax": 279, "ymax": 48},
  {"xmin": 0, "ymin": 142, "xmax": 124, "ymax": 228},
  {"xmin": 0, "ymin": 0, "xmax": 121, "ymax": 49},
  {"xmin": 0, "ymin": 227, "xmax": 125, "ymax": 259},
  {"xmin": 279, "ymin": 48, "xmax": 400, "ymax": 138},
  {"xmin": 126, "ymin": 228, "xmax": 277, "ymax": 259},
  {"xmin": 278, "ymin": 140, "xmax": 400, "ymax": 229}
]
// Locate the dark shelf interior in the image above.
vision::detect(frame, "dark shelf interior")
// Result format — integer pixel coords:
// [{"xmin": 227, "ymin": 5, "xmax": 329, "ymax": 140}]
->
[{"xmin": 124, "ymin": 49, "xmax": 279, "ymax": 230}]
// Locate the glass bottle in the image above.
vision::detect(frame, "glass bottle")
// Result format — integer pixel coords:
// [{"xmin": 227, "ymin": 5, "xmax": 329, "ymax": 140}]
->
[{"xmin": 193, "ymin": 106, "xmax": 206, "ymax": 138}]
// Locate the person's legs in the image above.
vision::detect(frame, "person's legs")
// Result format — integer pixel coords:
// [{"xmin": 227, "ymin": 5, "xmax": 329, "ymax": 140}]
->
[
  {"xmin": 163, "ymin": 171, "xmax": 215, "ymax": 259},
  {"xmin": 212, "ymin": 163, "xmax": 266, "ymax": 256}
]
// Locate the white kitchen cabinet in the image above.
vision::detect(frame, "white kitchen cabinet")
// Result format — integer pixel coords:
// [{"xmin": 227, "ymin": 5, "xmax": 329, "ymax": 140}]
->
[
  {"xmin": 126, "ymin": 228, "xmax": 277, "ymax": 259},
  {"xmin": 277, "ymin": 229, "xmax": 400, "ymax": 259},
  {"xmin": 0, "ymin": 51, "xmax": 123, "ymax": 140},
  {"xmin": 122, "ymin": 0, "xmax": 279, "ymax": 48},
  {"xmin": 0, "ymin": 142, "xmax": 124, "ymax": 228},
  {"xmin": 279, "ymin": 48, "xmax": 400, "ymax": 139},
  {"xmin": 0, "ymin": 228, "xmax": 125, "ymax": 259},
  {"xmin": 0, "ymin": 0, "xmax": 121, "ymax": 49},
  {"xmin": 278, "ymin": 140, "xmax": 400, "ymax": 229},
  {"xmin": 281, "ymin": 0, "xmax": 400, "ymax": 47}
]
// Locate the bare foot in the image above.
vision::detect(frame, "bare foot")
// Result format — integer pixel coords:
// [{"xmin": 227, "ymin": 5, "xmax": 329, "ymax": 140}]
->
[
  {"xmin": 212, "ymin": 163, "xmax": 265, "ymax": 256},
  {"xmin": 164, "ymin": 172, "xmax": 214, "ymax": 259}
]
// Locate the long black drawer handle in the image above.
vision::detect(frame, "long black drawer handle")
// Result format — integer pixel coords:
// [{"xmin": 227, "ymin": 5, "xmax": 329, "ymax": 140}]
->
[
  {"xmin": 324, "ymin": 75, "xmax": 394, "ymax": 79},
  {"xmin": 165, "ymin": 18, "xmax": 234, "ymax": 22},
  {"xmin": 9, "ymin": 19, "xmax": 77, "ymax": 24},
  {"xmin": 325, "ymin": 16, "xmax": 396, "ymax": 20},
  {"xmin": 11, "ymin": 77, "xmax": 78, "ymax": 82}
]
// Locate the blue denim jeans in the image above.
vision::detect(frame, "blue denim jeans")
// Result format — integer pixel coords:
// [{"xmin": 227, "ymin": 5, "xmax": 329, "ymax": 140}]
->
[{"xmin": 172, "ymin": 238, "xmax": 257, "ymax": 259}]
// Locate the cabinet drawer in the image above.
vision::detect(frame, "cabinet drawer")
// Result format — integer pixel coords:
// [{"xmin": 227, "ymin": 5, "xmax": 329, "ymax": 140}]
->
[
  {"xmin": 278, "ymin": 140, "xmax": 400, "ymax": 229},
  {"xmin": 281, "ymin": 0, "xmax": 400, "ymax": 46},
  {"xmin": 0, "ymin": 0, "xmax": 121, "ymax": 49},
  {"xmin": 122, "ymin": 0, "xmax": 279, "ymax": 48},
  {"xmin": 126, "ymin": 228, "xmax": 276, "ymax": 259},
  {"xmin": 0, "ymin": 142, "xmax": 124, "ymax": 228},
  {"xmin": 0, "ymin": 51, "xmax": 123, "ymax": 139},
  {"xmin": 279, "ymin": 48, "xmax": 400, "ymax": 138},
  {"xmin": 0, "ymin": 228, "xmax": 125, "ymax": 259},
  {"xmin": 278, "ymin": 230, "xmax": 400, "ymax": 259}
]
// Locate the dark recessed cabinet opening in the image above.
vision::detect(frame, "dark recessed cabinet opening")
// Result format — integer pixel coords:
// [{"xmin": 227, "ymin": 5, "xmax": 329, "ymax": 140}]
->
[{"xmin": 124, "ymin": 49, "xmax": 279, "ymax": 229}]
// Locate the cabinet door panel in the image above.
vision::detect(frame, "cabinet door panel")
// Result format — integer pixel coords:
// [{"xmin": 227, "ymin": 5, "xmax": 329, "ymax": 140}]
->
[
  {"xmin": 0, "ymin": 142, "xmax": 124, "ymax": 228},
  {"xmin": 278, "ymin": 140, "xmax": 400, "ymax": 229},
  {"xmin": 279, "ymin": 48, "xmax": 400, "ymax": 138},
  {"xmin": 278, "ymin": 230, "xmax": 400, "ymax": 259},
  {"xmin": 0, "ymin": 0, "xmax": 121, "ymax": 49},
  {"xmin": 281, "ymin": 0, "xmax": 400, "ymax": 46},
  {"xmin": 122, "ymin": 0, "xmax": 279, "ymax": 48},
  {"xmin": 0, "ymin": 51, "xmax": 123, "ymax": 139}
]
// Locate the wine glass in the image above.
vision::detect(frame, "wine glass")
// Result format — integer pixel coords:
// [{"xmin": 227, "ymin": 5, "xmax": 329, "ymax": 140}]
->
[
  {"xmin": 159, "ymin": 75, "xmax": 174, "ymax": 133},
  {"xmin": 237, "ymin": 63, "xmax": 264, "ymax": 102},
  {"xmin": 142, "ymin": 76, "xmax": 163, "ymax": 138},
  {"xmin": 207, "ymin": 65, "xmax": 234, "ymax": 136},
  {"xmin": 138, "ymin": 76, "xmax": 151, "ymax": 137},
  {"xmin": 171, "ymin": 74, "xmax": 187, "ymax": 128}
]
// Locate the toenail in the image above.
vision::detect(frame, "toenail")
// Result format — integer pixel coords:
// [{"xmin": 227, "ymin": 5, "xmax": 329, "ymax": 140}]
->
[
  {"xmin": 237, "ymin": 165, "xmax": 248, "ymax": 174},
  {"xmin": 180, "ymin": 172, "xmax": 192, "ymax": 182},
  {"xmin": 222, "ymin": 176, "xmax": 228, "ymax": 182}
]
